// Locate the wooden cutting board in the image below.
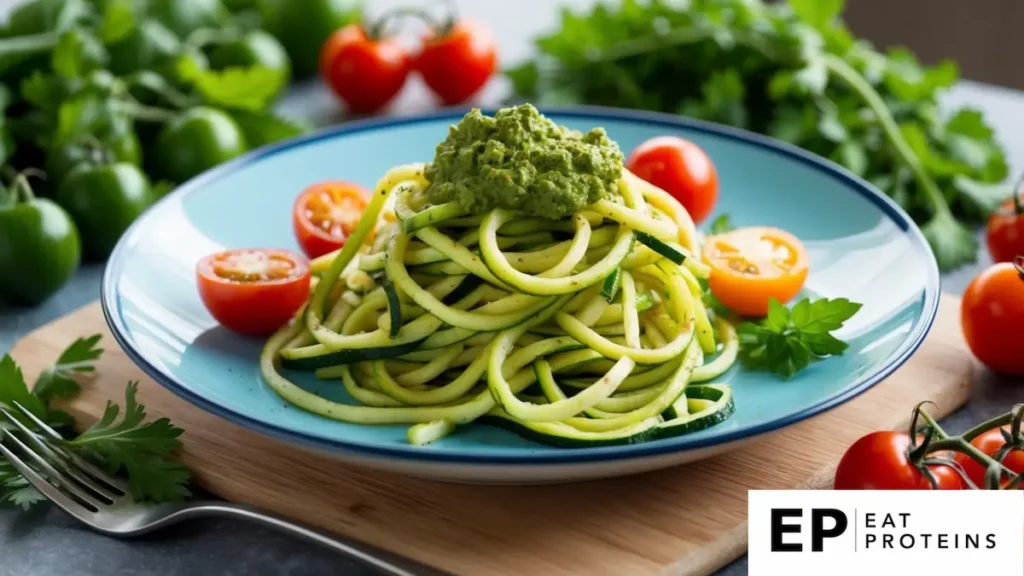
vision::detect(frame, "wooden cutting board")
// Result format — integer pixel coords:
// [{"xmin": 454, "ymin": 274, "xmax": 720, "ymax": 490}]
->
[{"xmin": 9, "ymin": 295, "xmax": 975, "ymax": 576}]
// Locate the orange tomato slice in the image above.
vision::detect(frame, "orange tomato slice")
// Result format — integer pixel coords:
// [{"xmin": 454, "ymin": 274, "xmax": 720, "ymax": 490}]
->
[
  {"xmin": 703, "ymin": 226, "xmax": 809, "ymax": 317},
  {"xmin": 292, "ymin": 181, "xmax": 371, "ymax": 259}
]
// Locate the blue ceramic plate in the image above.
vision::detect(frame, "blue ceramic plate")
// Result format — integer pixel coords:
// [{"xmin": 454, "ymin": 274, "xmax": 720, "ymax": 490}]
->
[{"xmin": 102, "ymin": 107, "xmax": 940, "ymax": 484}]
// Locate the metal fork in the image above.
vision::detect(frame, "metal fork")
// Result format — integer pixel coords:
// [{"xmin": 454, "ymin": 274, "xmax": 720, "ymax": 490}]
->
[{"xmin": 0, "ymin": 402, "xmax": 443, "ymax": 576}]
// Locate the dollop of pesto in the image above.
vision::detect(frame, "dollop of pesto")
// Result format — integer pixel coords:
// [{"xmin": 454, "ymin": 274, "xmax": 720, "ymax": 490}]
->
[{"xmin": 424, "ymin": 104, "xmax": 623, "ymax": 219}]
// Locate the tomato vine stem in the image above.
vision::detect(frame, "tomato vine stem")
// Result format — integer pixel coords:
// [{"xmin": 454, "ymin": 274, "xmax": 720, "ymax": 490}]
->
[{"xmin": 916, "ymin": 408, "xmax": 1017, "ymax": 479}]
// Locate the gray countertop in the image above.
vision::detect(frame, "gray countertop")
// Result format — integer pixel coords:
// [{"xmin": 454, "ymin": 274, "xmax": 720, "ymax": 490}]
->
[{"xmin": 2, "ymin": 1, "xmax": 1024, "ymax": 574}]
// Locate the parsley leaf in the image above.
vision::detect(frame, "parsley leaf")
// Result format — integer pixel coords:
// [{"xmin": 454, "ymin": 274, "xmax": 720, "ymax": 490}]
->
[
  {"xmin": 97, "ymin": 0, "xmax": 135, "ymax": 43},
  {"xmin": 738, "ymin": 297, "xmax": 861, "ymax": 377},
  {"xmin": 789, "ymin": 0, "xmax": 843, "ymax": 30},
  {"xmin": 51, "ymin": 28, "xmax": 108, "ymax": 79},
  {"xmin": 177, "ymin": 54, "xmax": 285, "ymax": 112},
  {"xmin": 0, "ymin": 355, "xmax": 48, "ymax": 421},
  {"xmin": 33, "ymin": 334, "xmax": 103, "ymax": 403},
  {"xmin": 68, "ymin": 382, "xmax": 190, "ymax": 502},
  {"xmin": 20, "ymin": 71, "xmax": 65, "ymax": 113},
  {"xmin": 709, "ymin": 214, "xmax": 734, "ymax": 235},
  {"xmin": 0, "ymin": 462, "xmax": 44, "ymax": 511},
  {"xmin": 1, "ymin": 338, "xmax": 192, "ymax": 510}
]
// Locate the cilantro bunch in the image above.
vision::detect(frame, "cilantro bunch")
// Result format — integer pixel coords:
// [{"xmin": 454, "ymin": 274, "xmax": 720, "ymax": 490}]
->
[
  {"xmin": 508, "ymin": 0, "xmax": 1010, "ymax": 271},
  {"xmin": 1, "ymin": 335, "xmax": 191, "ymax": 510}
]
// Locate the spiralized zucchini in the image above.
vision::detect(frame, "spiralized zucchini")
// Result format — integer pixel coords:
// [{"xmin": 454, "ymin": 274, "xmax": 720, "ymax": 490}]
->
[{"xmin": 260, "ymin": 163, "xmax": 737, "ymax": 447}]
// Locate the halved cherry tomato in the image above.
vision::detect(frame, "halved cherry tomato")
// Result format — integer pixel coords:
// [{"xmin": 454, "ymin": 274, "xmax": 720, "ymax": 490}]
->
[
  {"xmin": 953, "ymin": 427, "xmax": 1023, "ymax": 489},
  {"xmin": 703, "ymin": 226, "xmax": 808, "ymax": 317},
  {"xmin": 319, "ymin": 24, "xmax": 410, "ymax": 114},
  {"xmin": 626, "ymin": 136, "xmax": 718, "ymax": 224},
  {"xmin": 292, "ymin": 181, "xmax": 371, "ymax": 259},
  {"xmin": 834, "ymin": 431, "xmax": 964, "ymax": 490},
  {"xmin": 197, "ymin": 248, "xmax": 310, "ymax": 336},
  {"xmin": 415, "ymin": 20, "xmax": 497, "ymax": 105},
  {"xmin": 961, "ymin": 258, "xmax": 1024, "ymax": 375}
]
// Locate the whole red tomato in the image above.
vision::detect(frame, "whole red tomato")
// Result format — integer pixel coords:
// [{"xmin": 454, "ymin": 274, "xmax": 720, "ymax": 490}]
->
[
  {"xmin": 320, "ymin": 24, "xmax": 410, "ymax": 114},
  {"xmin": 626, "ymin": 136, "xmax": 719, "ymax": 224},
  {"xmin": 954, "ymin": 427, "xmax": 1023, "ymax": 489},
  {"xmin": 961, "ymin": 258, "xmax": 1024, "ymax": 375},
  {"xmin": 985, "ymin": 180, "xmax": 1024, "ymax": 263},
  {"xmin": 834, "ymin": 431, "xmax": 964, "ymax": 490},
  {"xmin": 415, "ymin": 20, "xmax": 497, "ymax": 105}
]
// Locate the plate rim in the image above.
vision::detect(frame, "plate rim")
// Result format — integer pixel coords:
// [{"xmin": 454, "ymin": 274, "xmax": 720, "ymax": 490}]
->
[{"xmin": 101, "ymin": 105, "xmax": 941, "ymax": 466}]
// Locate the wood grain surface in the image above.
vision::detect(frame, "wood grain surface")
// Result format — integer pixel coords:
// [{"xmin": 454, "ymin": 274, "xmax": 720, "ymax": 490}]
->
[{"xmin": 10, "ymin": 295, "xmax": 975, "ymax": 576}]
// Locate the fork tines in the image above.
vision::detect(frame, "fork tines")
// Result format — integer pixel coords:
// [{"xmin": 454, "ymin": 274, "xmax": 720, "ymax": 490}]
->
[{"xmin": 0, "ymin": 402, "xmax": 127, "ymax": 518}]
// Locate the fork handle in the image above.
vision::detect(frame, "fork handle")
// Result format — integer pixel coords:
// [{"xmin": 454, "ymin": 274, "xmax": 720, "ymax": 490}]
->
[{"xmin": 167, "ymin": 501, "xmax": 444, "ymax": 576}]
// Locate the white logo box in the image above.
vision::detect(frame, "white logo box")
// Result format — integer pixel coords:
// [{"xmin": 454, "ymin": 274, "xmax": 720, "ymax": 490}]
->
[{"xmin": 748, "ymin": 490, "xmax": 1024, "ymax": 575}]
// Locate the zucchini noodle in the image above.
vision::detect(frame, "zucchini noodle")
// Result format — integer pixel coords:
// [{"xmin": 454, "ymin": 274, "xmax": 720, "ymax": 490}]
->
[{"xmin": 261, "ymin": 161, "xmax": 738, "ymax": 448}]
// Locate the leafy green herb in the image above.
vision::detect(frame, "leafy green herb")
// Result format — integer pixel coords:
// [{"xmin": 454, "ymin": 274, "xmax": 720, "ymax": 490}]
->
[
  {"xmin": 228, "ymin": 109, "xmax": 309, "ymax": 148},
  {"xmin": 19, "ymin": 71, "xmax": 65, "ymax": 113},
  {"xmin": 0, "ymin": 461, "xmax": 46, "ymax": 510},
  {"xmin": 177, "ymin": 55, "xmax": 285, "ymax": 112},
  {"xmin": 51, "ymin": 28, "xmax": 108, "ymax": 79},
  {"xmin": 69, "ymin": 382, "xmax": 190, "ymax": 502},
  {"xmin": 509, "ymin": 0, "xmax": 1008, "ymax": 271},
  {"xmin": 0, "ymin": 355, "xmax": 48, "ymax": 421},
  {"xmin": 709, "ymin": 214, "xmax": 733, "ymax": 235},
  {"xmin": 32, "ymin": 334, "xmax": 103, "ymax": 403},
  {"xmin": 97, "ymin": 0, "xmax": 135, "ymax": 44},
  {"xmin": 738, "ymin": 297, "xmax": 862, "ymax": 377},
  {"xmin": 1, "ymin": 336, "xmax": 192, "ymax": 509}
]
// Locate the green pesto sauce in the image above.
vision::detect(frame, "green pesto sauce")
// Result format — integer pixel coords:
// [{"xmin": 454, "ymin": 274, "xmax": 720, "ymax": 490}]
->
[{"xmin": 424, "ymin": 104, "xmax": 623, "ymax": 219}]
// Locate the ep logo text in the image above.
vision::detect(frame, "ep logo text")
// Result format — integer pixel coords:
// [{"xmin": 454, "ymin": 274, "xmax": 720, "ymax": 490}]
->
[{"xmin": 748, "ymin": 490, "xmax": 1023, "ymax": 575}]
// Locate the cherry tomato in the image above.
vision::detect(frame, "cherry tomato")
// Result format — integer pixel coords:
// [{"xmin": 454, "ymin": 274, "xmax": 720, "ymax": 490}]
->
[
  {"xmin": 626, "ymin": 136, "xmax": 718, "ymax": 224},
  {"xmin": 292, "ymin": 181, "xmax": 371, "ymax": 259},
  {"xmin": 197, "ymin": 248, "xmax": 310, "ymax": 336},
  {"xmin": 834, "ymin": 431, "xmax": 964, "ymax": 490},
  {"xmin": 319, "ymin": 24, "xmax": 410, "ymax": 114},
  {"xmin": 953, "ymin": 427, "xmax": 1023, "ymax": 489},
  {"xmin": 702, "ymin": 226, "xmax": 809, "ymax": 317},
  {"xmin": 961, "ymin": 258, "xmax": 1024, "ymax": 375},
  {"xmin": 415, "ymin": 20, "xmax": 497, "ymax": 105},
  {"xmin": 985, "ymin": 193, "xmax": 1024, "ymax": 264}
]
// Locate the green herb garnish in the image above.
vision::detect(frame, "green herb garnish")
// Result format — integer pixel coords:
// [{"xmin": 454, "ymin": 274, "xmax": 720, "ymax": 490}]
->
[
  {"xmin": 1, "ymin": 336, "xmax": 191, "ymax": 509},
  {"xmin": 709, "ymin": 214, "xmax": 733, "ymax": 235},
  {"xmin": 508, "ymin": 0, "xmax": 1009, "ymax": 271},
  {"xmin": 738, "ymin": 297, "xmax": 862, "ymax": 377}
]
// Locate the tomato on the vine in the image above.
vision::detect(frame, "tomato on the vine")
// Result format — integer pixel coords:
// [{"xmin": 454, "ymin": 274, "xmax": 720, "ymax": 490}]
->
[
  {"xmin": 954, "ymin": 427, "xmax": 1023, "ymax": 489},
  {"xmin": 702, "ymin": 226, "xmax": 808, "ymax": 317},
  {"xmin": 320, "ymin": 24, "xmax": 410, "ymax": 114},
  {"xmin": 626, "ymin": 136, "xmax": 718, "ymax": 224},
  {"xmin": 292, "ymin": 181, "xmax": 371, "ymax": 259},
  {"xmin": 961, "ymin": 258, "xmax": 1024, "ymax": 375},
  {"xmin": 415, "ymin": 20, "xmax": 497, "ymax": 105},
  {"xmin": 196, "ymin": 248, "xmax": 310, "ymax": 336},
  {"xmin": 834, "ymin": 431, "xmax": 964, "ymax": 490}
]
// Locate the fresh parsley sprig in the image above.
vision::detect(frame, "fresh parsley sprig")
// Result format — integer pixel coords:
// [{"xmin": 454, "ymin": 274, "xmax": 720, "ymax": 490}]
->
[
  {"xmin": 508, "ymin": 0, "xmax": 1009, "ymax": 271},
  {"xmin": 69, "ymin": 382, "xmax": 191, "ymax": 502},
  {"xmin": 709, "ymin": 214, "xmax": 734, "ymax": 235},
  {"xmin": 0, "ymin": 336, "xmax": 191, "ymax": 510},
  {"xmin": 738, "ymin": 297, "xmax": 862, "ymax": 377},
  {"xmin": 33, "ymin": 334, "xmax": 102, "ymax": 404}
]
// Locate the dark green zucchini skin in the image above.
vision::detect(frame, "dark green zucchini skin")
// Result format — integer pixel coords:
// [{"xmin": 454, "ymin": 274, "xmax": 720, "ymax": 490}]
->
[{"xmin": 636, "ymin": 232, "xmax": 687, "ymax": 264}]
